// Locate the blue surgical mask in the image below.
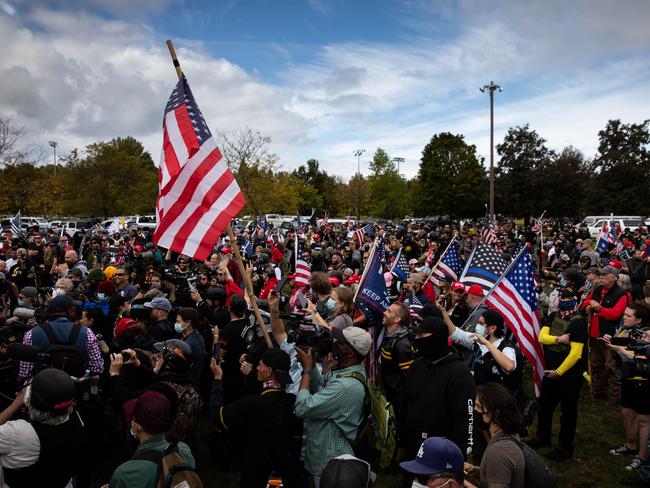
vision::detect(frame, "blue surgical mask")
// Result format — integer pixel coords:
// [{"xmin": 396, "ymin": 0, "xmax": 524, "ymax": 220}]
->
[
  {"xmin": 17, "ymin": 299, "xmax": 25, "ymax": 307},
  {"xmin": 475, "ymin": 324, "xmax": 488, "ymax": 337},
  {"xmin": 174, "ymin": 323, "xmax": 184, "ymax": 334},
  {"xmin": 97, "ymin": 293, "xmax": 105, "ymax": 300}
]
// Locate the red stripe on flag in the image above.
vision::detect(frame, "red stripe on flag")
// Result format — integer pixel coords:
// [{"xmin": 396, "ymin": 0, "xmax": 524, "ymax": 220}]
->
[
  {"xmin": 174, "ymin": 105, "xmax": 200, "ymax": 158},
  {"xmin": 194, "ymin": 192, "xmax": 246, "ymax": 260},
  {"xmin": 153, "ymin": 147, "xmax": 222, "ymax": 241},
  {"xmin": 168, "ymin": 168, "xmax": 236, "ymax": 251},
  {"xmin": 162, "ymin": 124, "xmax": 181, "ymax": 183}
]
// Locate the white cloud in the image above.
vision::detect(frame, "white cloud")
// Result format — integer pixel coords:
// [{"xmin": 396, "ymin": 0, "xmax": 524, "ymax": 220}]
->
[
  {"xmin": 0, "ymin": 1, "xmax": 16, "ymax": 16},
  {"xmin": 2, "ymin": 0, "xmax": 649, "ymax": 186},
  {"xmin": 0, "ymin": 5, "xmax": 309, "ymax": 166}
]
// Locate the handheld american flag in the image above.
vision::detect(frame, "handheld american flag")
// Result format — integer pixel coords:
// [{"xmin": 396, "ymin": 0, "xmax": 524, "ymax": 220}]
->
[
  {"xmin": 430, "ymin": 240, "xmax": 464, "ymax": 286},
  {"xmin": 484, "ymin": 248, "xmax": 545, "ymax": 396},
  {"xmin": 154, "ymin": 75, "xmax": 245, "ymax": 260},
  {"xmin": 390, "ymin": 247, "xmax": 410, "ymax": 282},
  {"xmin": 596, "ymin": 222, "xmax": 610, "ymax": 253}
]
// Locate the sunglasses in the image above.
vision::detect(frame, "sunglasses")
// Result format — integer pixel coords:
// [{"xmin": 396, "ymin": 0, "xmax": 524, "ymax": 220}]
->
[{"xmin": 114, "ymin": 272, "xmax": 127, "ymax": 277}]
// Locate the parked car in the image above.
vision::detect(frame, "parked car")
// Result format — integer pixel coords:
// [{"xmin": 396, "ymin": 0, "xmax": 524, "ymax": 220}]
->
[
  {"xmin": 586, "ymin": 216, "xmax": 645, "ymax": 237},
  {"xmin": 126, "ymin": 215, "xmax": 157, "ymax": 231}
]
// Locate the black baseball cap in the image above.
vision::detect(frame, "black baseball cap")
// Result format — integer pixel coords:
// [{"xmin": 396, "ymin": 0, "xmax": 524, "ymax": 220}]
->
[{"xmin": 261, "ymin": 348, "xmax": 292, "ymax": 385}]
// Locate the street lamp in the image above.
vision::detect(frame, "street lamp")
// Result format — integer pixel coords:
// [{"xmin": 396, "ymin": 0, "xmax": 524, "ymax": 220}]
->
[
  {"xmin": 392, "ymin": 157, "xmax": 405, "ymax": 176},
  {"xmin": 48, "ymin": 140, "xmax": 58, "ymax": 176},
  {"xmin": 480, "ymin": 81, "xmax": 502, "ymax": 221}
]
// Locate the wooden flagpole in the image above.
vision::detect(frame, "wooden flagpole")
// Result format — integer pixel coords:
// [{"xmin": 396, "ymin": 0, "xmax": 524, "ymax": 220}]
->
[{"xmin": 165, "ymin": 40, "xmax": 272, "ymax": 348}]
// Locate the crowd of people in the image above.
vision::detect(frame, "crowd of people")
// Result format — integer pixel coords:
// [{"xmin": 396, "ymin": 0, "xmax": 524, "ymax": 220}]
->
[{"xmin": 0, "ymin": 216, "xmax": 647, "ymax": 488}]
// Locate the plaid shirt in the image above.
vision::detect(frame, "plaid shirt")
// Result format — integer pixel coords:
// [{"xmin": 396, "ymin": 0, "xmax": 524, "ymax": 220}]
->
[
  {"xmin": 294, "ymin": 363, "xmax": 366, "ymax": 476},
  {"xmin": 19, "ymin": 323, "xmax": 104, "ymax": 378}
]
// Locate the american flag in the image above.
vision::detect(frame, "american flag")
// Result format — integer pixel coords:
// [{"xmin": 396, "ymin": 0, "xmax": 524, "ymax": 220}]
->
[
  {"xmin": 608, "ymin": 222, "xmax": 620, "ymax": 244},
  {"xmin": 10, "ymin": 211, "xmax": 21, "ymax": 237},
  {"xmin": 531, "ymin": 220, "xmax": 542, "ymax": 234},
  {"xmin": 596, "ymin": 222, "xmax": 610, "ymax": 253},
  {"xmin": 153, "ymin": 75, "xmax": 245, "ymax": 261},
  {"xmin": 485, "ymin": 248, "xmax": 545, "ymax": 396},
  {"xmin": 407, "ymin": 292, "xmax": 424, "ymax": 321},
  {"xmin": 290, "ymin": 240, "xmax": 310, "ymax": 310},
  {"xmin": 390, "ymin": 247, "xmax": 410, "ymax": 282},
  {"xmin": 355, "ymin": 223, "xmax": 374, "ymax": 247},
  {"xmin": 317, "ymin": 213, "xmax": 328, "ymax": 229},
  {"xmin": 460, "ymin": 242, "xmax": 509, "ymax": 295},
  {"xmin": 480, "ymin": 225, "xmax": 498, "ymax": 246},
  {"xmin": 430, "ymin": 240, "xmax": 464, "ymax": 286}
]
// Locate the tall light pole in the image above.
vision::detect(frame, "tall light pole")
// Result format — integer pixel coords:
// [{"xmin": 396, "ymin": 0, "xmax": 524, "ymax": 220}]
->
[
  {"xmin": 392, "ymin": 156, "xmax": 405, "ymax": 176},
  {"xmin": 480, "ymin": 81, "xmax": 501, "ymax": 221},
  {"xmin": 48, "ymin": 140, "xmax": 58, "ymax": 176},
  {"xmin": 353, "ymin": 149, "xmax": 365, "ymax": 175},
  {"xmin": 352, "ymin": 149, "xmax": 365, "ymax": 218}
]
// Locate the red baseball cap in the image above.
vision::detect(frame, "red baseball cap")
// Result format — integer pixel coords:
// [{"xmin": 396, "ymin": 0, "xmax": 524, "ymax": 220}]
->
[
  {"xmin": 609, "ymin": 259, "xmax": 623, "ymax": 269},
  {"xmin": 114, "ymin": 317, "xmax": 137, "ymax": 337},
  {"xmin": 329, "ymin": 276, "xmax": 340, "ymax": 286},
  {"xmin": 451, "ymin": 282, "xmax": 466, "ymax": 293},
  {"xmin": 467, "ymin": 284, "xmax": 484, "ymax": 297}
]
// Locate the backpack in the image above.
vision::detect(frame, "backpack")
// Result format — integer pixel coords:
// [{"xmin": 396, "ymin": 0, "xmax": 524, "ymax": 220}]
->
[
  {"xmin": 39, "ymin": 322, "xmax": 86, "ymax": 378},
  {"xmin": 500, "ymin": 436, "xmax": 556, "ymax": 488},
  {"xmin": 131, "ymin": 441, "xmax": 203, "ymax": 488},
  {"xmin": 341, "ymin": 371, "xmax": 396, "ymax": 472}
]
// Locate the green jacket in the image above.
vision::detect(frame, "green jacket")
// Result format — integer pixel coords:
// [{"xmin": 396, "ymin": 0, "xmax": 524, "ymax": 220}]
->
[
  {"xmin": 294, "ymin": 364, "xmax": 366, "ymax": 476},
  {"xmin": 109, "ymin": 436, "xmax": 195, "ymax": 488}
]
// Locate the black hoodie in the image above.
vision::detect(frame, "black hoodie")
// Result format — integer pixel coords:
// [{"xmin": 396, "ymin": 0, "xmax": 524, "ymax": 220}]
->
[{"xmin": 398, "ymin": 349, "xmax": 476, "ymax": 458}]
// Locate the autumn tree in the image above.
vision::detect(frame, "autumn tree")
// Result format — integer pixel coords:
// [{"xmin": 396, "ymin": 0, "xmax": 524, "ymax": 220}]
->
[{"xmin": 367, "ymin": 148, "xmax": 410, "ymax": 219}]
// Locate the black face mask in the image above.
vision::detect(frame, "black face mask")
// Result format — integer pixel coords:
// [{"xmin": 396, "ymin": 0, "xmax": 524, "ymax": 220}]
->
[
  {"xmin": 414, "ymin": 335, "xmax": 449, "ymax": 361},
  {"xmin": 474, "ymin": 410, "xmax": 490, "ymax": 432}
]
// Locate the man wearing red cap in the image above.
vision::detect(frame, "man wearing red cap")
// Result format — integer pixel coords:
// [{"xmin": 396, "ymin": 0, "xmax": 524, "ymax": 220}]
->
[{"xmin": 464, "ymin": 284, "xmax": 489, "ymax": 332}]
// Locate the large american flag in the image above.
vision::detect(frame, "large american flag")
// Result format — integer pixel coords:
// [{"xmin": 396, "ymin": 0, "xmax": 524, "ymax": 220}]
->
[
  {"xmin": 430, "ymin": 240, "xmax": 464, "ymax": 286},
  {"xmin": 153, "ymin": 75, "xmax": 245, "ymax": 260},
  {"xmin": 460, "ymin": 242, "xmax": 509, "ymax": 295},
  {"xmin": 485, "ymin": 248, "xmax": 545, "ymax": 396}
]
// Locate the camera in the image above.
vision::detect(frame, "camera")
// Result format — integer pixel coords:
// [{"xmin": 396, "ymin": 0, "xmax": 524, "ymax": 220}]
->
[{"xmin": 611, "ymin": 333, "xmax": 650, "ymax": 380}]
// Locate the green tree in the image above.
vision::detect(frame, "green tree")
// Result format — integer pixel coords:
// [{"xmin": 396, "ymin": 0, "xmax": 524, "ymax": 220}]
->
[
  {"xmin": 585, "ymin": 119, "xmax": 650, "ymax": 214},
  {"xmin": 367, "ymin": 148, "xmax": 410, "ymax": 219},
  {"xmin": 536, "ymin": 146, "xmax": 589, "ymax": 217},
  {"xmin": 62, "ymin": 138, "xmax": 157, "ymax": 217},
  {"xmin": 416, "ymin": 133, "xmax": 487, "ymax": 217},
  {"xmin": 346, "ymin": 173, "xmax": 368, "ymax": 218},
  {"xmin": 495, "ymin": 124, "xmax": 554, "ymax": 219},
  {"xmin": 293, "ymin": 159, "xmax": 346, "ymax": 215}
]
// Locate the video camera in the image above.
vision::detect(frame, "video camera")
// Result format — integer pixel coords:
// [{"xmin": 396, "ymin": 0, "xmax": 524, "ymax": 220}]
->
[{"xmin": 610, "ymin": 330, "xmax": 650, "ymax": 380}]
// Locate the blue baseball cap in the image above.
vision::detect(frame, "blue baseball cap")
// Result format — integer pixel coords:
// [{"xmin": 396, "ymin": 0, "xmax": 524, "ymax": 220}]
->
[{"xmin": 400, "ymin": 437, "xmax": 464, "ymax": 477}]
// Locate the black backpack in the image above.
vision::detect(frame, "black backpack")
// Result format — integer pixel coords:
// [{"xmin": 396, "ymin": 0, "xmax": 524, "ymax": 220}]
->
[
  {"xmin": 39, "ymin": 322, "xmax": 86, "ymax": 378},
  {"xmin": 131, "ymin": 442, "xmax": 203, "ymax": 488},
  {"xmin": 499, "ymin": 436, "xmax": 556, "ymax": 488}
]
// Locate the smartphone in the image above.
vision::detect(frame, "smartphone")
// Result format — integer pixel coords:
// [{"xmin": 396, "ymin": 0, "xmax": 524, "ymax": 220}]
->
[
  {"xmin": 297, "ymin": 293, "xmax": 307, "ymax": 309},
  {"xmin": 274, "ymin": 276, "xmax": 288, "ymax": 294},
  {"xmin": 187, "ymin": 276, "xmax": 197, "ymax": 292},
  {"xmin": 213, "ymin": 343, "xmax": 222, "ymax": 363}
]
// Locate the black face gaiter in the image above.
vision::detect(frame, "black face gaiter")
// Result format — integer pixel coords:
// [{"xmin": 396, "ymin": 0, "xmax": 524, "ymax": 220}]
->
[{"xmin": 414, "ymin": 335, "xmax": 449, "ymax": 361}]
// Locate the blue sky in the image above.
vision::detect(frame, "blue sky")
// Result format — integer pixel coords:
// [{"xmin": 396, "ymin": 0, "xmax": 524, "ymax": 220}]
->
[{"xmin": 1, "ymin": 0, "xmax": 649, "ymax": 179}]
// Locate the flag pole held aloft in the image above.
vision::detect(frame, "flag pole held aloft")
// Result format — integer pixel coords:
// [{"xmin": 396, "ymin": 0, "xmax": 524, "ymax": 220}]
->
[{"xmin": 163, "ymin": 39, "xmax": 272, "ymax": 348}]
